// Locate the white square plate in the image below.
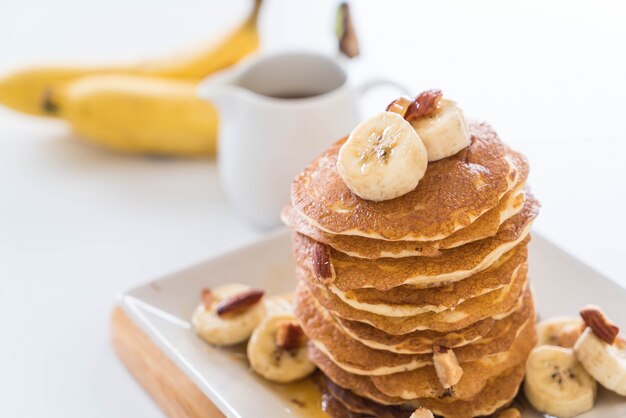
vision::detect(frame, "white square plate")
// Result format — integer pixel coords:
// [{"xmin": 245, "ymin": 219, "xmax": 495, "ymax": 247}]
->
[{"xmin": 119, "ymin": 228, "xmax": 626, "ymax": 417}]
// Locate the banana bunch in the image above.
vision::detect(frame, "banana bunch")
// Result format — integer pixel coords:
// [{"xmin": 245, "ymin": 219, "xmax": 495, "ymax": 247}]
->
[{"xmin": 0, "ymin": 0, "xmax": 262, "ymax": 156}]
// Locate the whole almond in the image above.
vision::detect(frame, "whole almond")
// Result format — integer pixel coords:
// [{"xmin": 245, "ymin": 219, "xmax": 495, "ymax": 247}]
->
[
  {"xmin": 404, "ymin": 89, "xmax": 443, "ymax": 122},
  {"xmin": 312, "ymin": 242, "xmax": 333, "ymax": 284},
  {"xmin": 201, "ymin": 288, "xmax": 214, "ymax": 309},
  {"xmin": 580, "ymin": 305, "xmax": 619, "ymax": 344},
  {"xmin": 216, "ymin": 288, "xmax": 264, "ymax": 317},
  {"xmin": 275, "ymin": 320, "xmax": 306, "ymax": 351}
]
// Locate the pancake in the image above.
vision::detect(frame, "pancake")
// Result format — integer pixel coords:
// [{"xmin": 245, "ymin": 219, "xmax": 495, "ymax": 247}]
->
[
  {"xmin": 283, "ymin": 186, "xmax": 527, "ymax": 259},
  {"xmin": 315, "ymin": 363, "xmax": 525, "ymax": 418},
  {"xmin": 313, "ymin": 372, "xmax": 413, "ymax": 418},
  {"xmin": 304, "ymin": 262, "xmax": 528, "ymax": 334},
  {"xmin": 311, "ymin": 317, "xmax": 535, "ymax": 401},
  {"xmin": 322, "ymin": 243, "xmax": 527, "ymax": 317},
  {"xmin": 368, "ymin": 318, "xmax": 534, "ymax": 400},
  {"xmin": 294, "ymin": 195, "xmax": 539, "ymax": 291},
  {"xmin": 291, "ymin": 121, "xmax": 527, "ymax": 241},
  {"xmin": 336, "ymin": 288, "xmax": 527, "ymax": 354},
  {"xmin": 295, "ymin": 282, "xmax": 534, "ymax": 376}
]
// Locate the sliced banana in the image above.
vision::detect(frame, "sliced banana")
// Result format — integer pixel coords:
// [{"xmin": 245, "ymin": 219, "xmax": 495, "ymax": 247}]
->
[
  {"xmin": 247, "ymin": 313, "xmax": 316, "ymax": 383},
  {"xmin": 574, "ymin": 327, "xmax": 626, "ymax": 396},
  {"xmin": 265, "ymin": 292, "xmax": 294, "ymax": 316},
  {"xmin": 409, "ymin": 407, "xmax": 434, "ymax": 418},
  {"xmin": 191, "ymin": 283, "xmax": 265, "ymax": 346},
  {"xmin": 337, "ymin": 111, "xmax": 428, "ymax": 201},
  {"xmin": 537, "ymin": 316, "xmax": 585, "ymax": 348},
  {"xmin": 524, "ymin": 345, "xmax": 596, "ymax": 418},
  {"xmin": 410, "ymin": 99, "xmax": 470, "ymax": 162}
]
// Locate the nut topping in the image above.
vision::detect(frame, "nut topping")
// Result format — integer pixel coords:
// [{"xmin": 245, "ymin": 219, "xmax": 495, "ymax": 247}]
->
[
  {"xmin": 216, "ymin": 288, "xmax": 265, "ymax": 317},
  {"xmin": 580, "ymin": 305, "xmax": 619, "ymax": 344},
  {"xmin": 201, "ymin": 288, "xmax": 214, "ymax": 309},
  {"xmin": 385, "ymin": 96, "xmax": 414, "ymax": 117},
  {"xmin": 409, "ymin": 407, "xmax": 434, "ymax": 418},
  {"xmin": 275, "ymin": 320, "xmax": 306, "ymax": 351},
  {"xmin": 405, "ymin": 89, "xmax": 443, "ymax": 122},
  {"xmin": 312, "ymin": 242, "xmax": 333, "ymax": 284},
  {"xmin": 432, "ymin": 345, "xmax": 463, "ymax": 389},
  {"xmin": 495, "ymin": 408, "xmax": 522, "ymax": 418}
]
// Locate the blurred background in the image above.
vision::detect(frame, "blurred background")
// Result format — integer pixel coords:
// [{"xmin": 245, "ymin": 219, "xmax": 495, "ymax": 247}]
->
[{"xmin": 0, "ymin": 0, "xmax": 625, "ymax": 416}]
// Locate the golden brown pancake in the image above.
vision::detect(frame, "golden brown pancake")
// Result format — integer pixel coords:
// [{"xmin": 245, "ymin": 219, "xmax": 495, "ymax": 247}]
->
[
  {"xmin": 368, "ymin": 318, "xmax": 535, "ymax": 400},
  {"xmin": 290, "ymin": 122, "xmax": 527, "ymax": 241},
  {"xmin": 283, "ymin": 186, "xmax": 527, "ymax": 259},
  {"xmin": 320, "ymin": 243, "xmax": 528, "ymax": 317},
  {"xmin": 295, "ymin": 282, "xmax": 534, "ymax": 376},
  {"xmin": 294, "ymin": 196, "xmax": 538, "ymax": 291},
  {"xmin": 335, "ymin": 288, "xmax": 527, "ymax": 354},
  {"xmin": 311, "ymin": 317, "xmax": 535, "ymax": 402},
  {"xmin": 304, "ymin": 263, "xmax": 528, "ymax": 335},
  {"xmin": 315, "ymin": 363, "xmax": 525, "ymax": 418}
]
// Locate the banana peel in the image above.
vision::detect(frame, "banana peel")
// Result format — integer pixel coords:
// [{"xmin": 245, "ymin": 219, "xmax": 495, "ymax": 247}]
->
[
  {"xmin": 45, "ymin": 74, "xmax": 218, "ymax": 156},
  {"xmin": 0, "ymin": 0, "xmax": 262, "ymax": 117}
]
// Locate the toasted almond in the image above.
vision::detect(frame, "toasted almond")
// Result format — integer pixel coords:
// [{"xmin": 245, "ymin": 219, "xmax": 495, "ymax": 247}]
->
[
  {"xmin": 385, "ymin": 96, "xmax": 414, "ymax": 117},
  {"xmin": 312, "ymin": 242, "xmax": 333, "ymax": 284},
  {"xmin": 580, "ymin": 305, "xmax": 619, "ymax": 344},
  {"xmin": 432, "ymin": 345, "xmax": 463, "ymax": 389},
  {"xmin": 409, "ymin": 407, "xmax": 434, "ymax": 418},
  {"xmin": 275, "ymin": 320, "xmax": 306, "ymax": 351},
  {"xmin": 216, "ymin": 288, "xmax": 264, "ymax": 317},
  {"xmin": 495, "ymin": 408, "xmax": 521, "ymax": 418},
  {"xmin": 201, "ymin": 288, "xmax": 214, "ymax": 309},
  {"xmin": 405, "ymin": 89, "xmax": 443, "ymax": 122}
]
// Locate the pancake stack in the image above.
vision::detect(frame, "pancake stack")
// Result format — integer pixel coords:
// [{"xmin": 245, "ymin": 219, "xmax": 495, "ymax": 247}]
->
[{"xmin": 283, "ymin": 121, "xmax": 539, "ymax": 418}]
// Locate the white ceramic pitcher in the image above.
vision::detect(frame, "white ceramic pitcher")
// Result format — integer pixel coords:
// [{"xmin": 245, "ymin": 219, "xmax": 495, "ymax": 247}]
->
[{"xmin": 198, "ymin": 51, "xmax": 406, "ymax": 229}]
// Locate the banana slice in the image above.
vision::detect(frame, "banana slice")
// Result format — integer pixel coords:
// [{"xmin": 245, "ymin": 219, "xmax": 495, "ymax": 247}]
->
[
  {"xmin": 524, "ymin": 345, "xmax": 596, "ymax": 418},
  {"xmin": 409, "ymin": 407, "xmax": 434, "ymax": 418},
  {"xmin": 247, "ymin": 313, "xmax": 316, "ymax": 383},
  {"xmin": 575, "ymin": 327, "xmax": 626, "ymax": 396},
  {"xmin": 537, "ymin": 316, "xmax": 585, "ymax": 348},
  {"xmin": 192, "ymin": 283, "xmax": 265, "ymax": 346},
  {"xmin": 410, "ymin": 99, "xmax": 470, "ymax": 162},
  {"xmin": 337, "ymin": 111, "xmax": 428, "ymax": 201}
]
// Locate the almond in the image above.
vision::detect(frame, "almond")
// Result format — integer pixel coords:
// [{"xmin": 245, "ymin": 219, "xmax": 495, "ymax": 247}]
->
[
  {"xmin": 405, "ymin": 89, "xmax": 443, "ymax": 122},
  {"xmin": 312, "ymin": 242, "xmax": 333, "ymax": 284},
  {"xmin": 432, "ymin": 345, "xmax": 463, "ymax": 389},
  {"xmin": 201, "ymin": 288, "xmax": 214, "ymax": 309},
  {"xmin": 495, "ymin": 408, "xmax": 521, "ymax": 418},
  {"xmin": 385, "ymin": 96, "xmax": 414, "ymax": 117},
  {"xmin": 275, "ymin": 320, "xmax": 306, "ymax": 351},
  {"xmin": 409, "ymin": 407, "xmax": 434, "ymax": 418},
  {"xmin": 580, "ymin": 305, "xmax": 619, "ymax": 344},
  {"xmin": 216, "ymin": 288, "xmax": 264, "ymax": 317}
]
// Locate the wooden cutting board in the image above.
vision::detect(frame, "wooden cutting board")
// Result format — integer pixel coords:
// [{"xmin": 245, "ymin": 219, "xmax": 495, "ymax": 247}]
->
[{"xmin": 110, "ymin": 307, "xmax": 226, "ymax": 418}]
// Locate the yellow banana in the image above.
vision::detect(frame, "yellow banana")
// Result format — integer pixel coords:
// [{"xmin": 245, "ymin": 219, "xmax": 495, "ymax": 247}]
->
[
  {"xmin": 47, "ymin": 74, "xmax": 217, "ymax": 156},
  {"xmin": 0, "ymin": 0, "xmax": 261, "ymax": 117}
]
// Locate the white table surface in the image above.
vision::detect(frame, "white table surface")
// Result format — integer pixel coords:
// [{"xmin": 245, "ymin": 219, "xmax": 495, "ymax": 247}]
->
[{"xmin": 0, "ymin": 0, "xmax": 625, "ymax": 416}]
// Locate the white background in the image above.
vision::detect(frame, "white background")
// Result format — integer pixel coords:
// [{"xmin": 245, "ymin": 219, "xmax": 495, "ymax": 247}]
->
[{"xmin": 1, "ymin": 0, "xmax": 625, "ymax": 416}]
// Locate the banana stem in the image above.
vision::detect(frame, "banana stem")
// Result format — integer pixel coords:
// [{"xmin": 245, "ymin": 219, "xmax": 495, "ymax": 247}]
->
[{"xmin": 248, "ymin": 0, "xmax": 264, "ymax": 27}]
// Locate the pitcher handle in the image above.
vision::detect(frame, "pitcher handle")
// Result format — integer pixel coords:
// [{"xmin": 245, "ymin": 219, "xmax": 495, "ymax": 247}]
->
[{"xmin": 356, "ymin": 78, "xmax": 411, "ymax": 98}]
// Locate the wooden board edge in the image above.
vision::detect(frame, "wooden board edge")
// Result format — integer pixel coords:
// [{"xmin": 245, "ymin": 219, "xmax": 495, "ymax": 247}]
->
[{"xmin": 110, "ymin": 307, "xmax": 226, "ymax": 418}]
